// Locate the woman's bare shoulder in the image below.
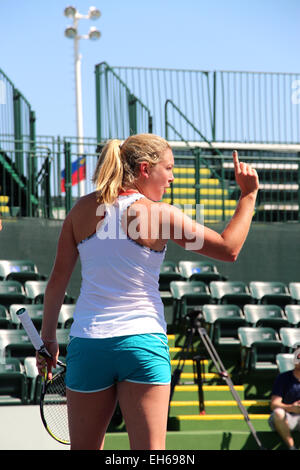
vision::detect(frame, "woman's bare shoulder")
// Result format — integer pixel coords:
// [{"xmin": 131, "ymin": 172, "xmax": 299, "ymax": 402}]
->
[{"xmin": 69, "ymin": 191, "xmax": 98, "ymax": 215}]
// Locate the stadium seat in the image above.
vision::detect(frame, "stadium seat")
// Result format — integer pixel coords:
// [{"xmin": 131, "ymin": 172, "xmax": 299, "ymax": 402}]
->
[
  {"xmin": 0, "ymin": 259, "xmax": 47, "ymax": 286},
  {"xmin": 0, "ymin": 281, "xmax": 28, "ymax": 307},
  {"xmin": 178, "ymin": 260, "xmax": 223, "ymax": 284},
  {"xmin": 55, "ymin": 329, "xmax": 71, "ymax": 356},
  {"xmin": 285, "ymin": 305, "xmax": 300, "ymax": 327},
  {"xmin": 0, "ymin": 330, "xmax": 36, "ymax": 361},
  {"xmin": 23, "ymin": 357, "xmax": 40, "ymax": 404},
  {"xmin": 24, "ymin": 281, "xmax": 48, "ymax": 303},
  {"xmin": 249, "ymin": 281, "xmax": 292, "ymax": 307},
  {"xmin": 170, "ymin": 281, "xmax": 211, "ymax": 324},
  {"xmin": 289, "ymin": 282, "xmax": 300, "ymax": 303},
  {"xmin": 0, "ymin": 280, "xmax": 24, "ymax": 294},
  {"xmin": 276, "ymin": 353, "xmax": 294, "ymax": 373},
  {"xmin": 238, "ymin": 327, "xmax": 284, "ymax": 372},
  {"xmin": 0, "ymin": 357, "xmax": 28, "ymax": 404},
  {"xmin": 0, "ymin": 304, "xmax": 11, "ymax": 329},
  {"xmin": 243, "ymin": 304, "xmax": 289, "ymax": 331},
  {"xmin": 9, "ymin": 304, "xmax": 44, "ymax": 329},
  {"xmin": 160, "ymin": 261, "xmax": 178, "ymax": 273},
  {"xmin": 0, "ymin": 259, "xmax": 39, "ymax": 280},
  {"xmin": 202, "ymin": 304, "xmax": 247, "ymax": 345},
  {"xmin": 24, "ymin": 281, "xmax": 74, "ymax": 304},
  {"xmin": 209, "ymin": 281, "xmax": 253, "ymax": 307},
  {"xmin": 58, "ymin": 304, "xmax": 75, "ymax": 328},
  {"xmin": 279, "ymin": 327, "xmax": 300, "ymax": 352},
  {"xmin": 6, "ymin": 271, "xmax": 47, "ymax": 285},
  {"xmin": 159, "ymin": 262, "xmax": 183, "ymax": 291}
]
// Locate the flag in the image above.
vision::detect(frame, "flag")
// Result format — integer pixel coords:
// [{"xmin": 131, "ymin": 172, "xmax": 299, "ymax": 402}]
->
[{"xmin": 61, "ymin": 156, "xmax": 86, "ymax": 193}]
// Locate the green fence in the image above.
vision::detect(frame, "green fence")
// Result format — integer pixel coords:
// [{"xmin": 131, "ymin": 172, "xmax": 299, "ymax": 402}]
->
[
  {"xmin": 0, "ymin": 68, "xmax": 36, "ymax": 176},
  {"xmin": 98, "ymin": 65, "xmax": 300, "ymax": 144},
  {"xmin": 95, "ymin": 62, "xmax": 153, "ymax": 142},
  {"xmin": 0, "ymin": 135, "xmax": 299, "ymax": 224}
]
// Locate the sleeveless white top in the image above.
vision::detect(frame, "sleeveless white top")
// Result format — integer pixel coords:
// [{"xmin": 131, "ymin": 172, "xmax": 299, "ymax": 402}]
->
[{"xmin": 70, "ymin": 193, "xmax": 167, "ymax": 338}]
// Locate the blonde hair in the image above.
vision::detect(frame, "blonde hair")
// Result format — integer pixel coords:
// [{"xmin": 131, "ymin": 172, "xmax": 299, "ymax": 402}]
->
[{"xmin": 92, "ymin": 133, "xmax": 171, "ymax": 205}]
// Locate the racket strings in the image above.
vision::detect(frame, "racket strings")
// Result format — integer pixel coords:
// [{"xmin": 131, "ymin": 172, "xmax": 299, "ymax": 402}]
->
[{"xmin": 42, "ymin": 371, "xmax": 70, "ymax": 444}]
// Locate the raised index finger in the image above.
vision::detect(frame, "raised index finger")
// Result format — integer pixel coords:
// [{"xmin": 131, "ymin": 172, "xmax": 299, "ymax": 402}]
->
[{"xmin": 233, "ymin": 150, "xmax": 240, "ymax": 172}]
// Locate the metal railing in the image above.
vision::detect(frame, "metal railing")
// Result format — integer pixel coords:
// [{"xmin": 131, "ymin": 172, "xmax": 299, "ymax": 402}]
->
[
  {"xmin": 0, "ymin": 68, "xmax": 36, "ymax": 176},
  {"xmin": 108, "ymin": 66, "xmax": 300, "ymax": 144},
  {"xmin": 0, "ymin": 135, "xmax": 299, "ymax": 223},
  {"xmin": 95, "ymin": 62, "xmax": 153, "ymax": 142}
]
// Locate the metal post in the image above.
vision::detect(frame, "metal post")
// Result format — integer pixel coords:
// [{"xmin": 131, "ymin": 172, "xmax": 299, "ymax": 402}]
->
[
  {"xmin": 64, "ymin": 141, "xmax": 72, "ymax": 215},
  {"xmin": 128, "ymin": 93, "xmax": 137, "ymax": 135},
  {"xmin": 13, "ymin": 88, "xmax": 23, "ymax": 175}
]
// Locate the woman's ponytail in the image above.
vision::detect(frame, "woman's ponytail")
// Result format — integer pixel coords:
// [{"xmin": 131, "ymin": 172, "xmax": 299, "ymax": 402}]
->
[{"xmin": 92, "ymin": 139, "xmax": 123, "ymax": 205}]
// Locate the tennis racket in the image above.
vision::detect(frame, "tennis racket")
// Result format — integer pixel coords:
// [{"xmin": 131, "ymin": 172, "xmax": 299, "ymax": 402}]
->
[{"xmin": 16, "ymin": 307, "xmax": 70, "ymax": 445}]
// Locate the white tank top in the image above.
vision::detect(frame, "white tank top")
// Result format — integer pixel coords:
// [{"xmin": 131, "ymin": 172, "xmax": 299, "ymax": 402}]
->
[{"xmin": 70, "ymin": 193, "xmax": 167, "ymax": 338}]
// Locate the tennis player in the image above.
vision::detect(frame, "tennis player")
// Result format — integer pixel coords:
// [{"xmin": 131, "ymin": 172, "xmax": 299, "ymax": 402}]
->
[{"xmin": 37, "ymin": 133, "xmax": 259, "ymax": 450}]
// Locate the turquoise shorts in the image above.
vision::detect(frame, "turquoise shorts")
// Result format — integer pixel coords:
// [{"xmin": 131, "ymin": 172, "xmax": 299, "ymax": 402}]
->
[{"xmin": 65, "ymin": 333, "xmax": 171, "ymax": 393}]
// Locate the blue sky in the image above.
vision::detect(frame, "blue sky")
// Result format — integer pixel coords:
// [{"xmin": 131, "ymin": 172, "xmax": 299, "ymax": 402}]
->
[{"xmin": 0, "ymin": 0, "xmax": 299, "ymax": 139}]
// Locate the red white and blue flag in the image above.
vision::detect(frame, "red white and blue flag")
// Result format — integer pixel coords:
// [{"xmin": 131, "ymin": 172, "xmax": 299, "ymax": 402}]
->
[{"xmin": 61, "ymin": 156, "xmax": 86, "ymax": 193}]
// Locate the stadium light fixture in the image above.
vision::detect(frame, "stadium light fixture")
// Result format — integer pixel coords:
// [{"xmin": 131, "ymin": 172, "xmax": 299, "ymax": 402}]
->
[
  {"xmin": 63, "ymin": 5, "xmax": 101, "ymax": 196},
  {"xmin": 88, "ymin": 6, "xmax": 101, "ymax": 19},
  {"xmin": 88, "ymin": 26, "xmax": 101, "ymax": 40},
  {"xmin": 64, "ymin": 26, "xmax": 77, "ymax": 39},
  {"xmin": 64, "ymin": 6, "xmax": 77, "ymax": 18}
]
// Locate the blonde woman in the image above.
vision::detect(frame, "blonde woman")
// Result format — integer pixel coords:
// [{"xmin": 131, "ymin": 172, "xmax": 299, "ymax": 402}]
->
[{"xmin": 37, "ymin": 133, "xmax": 259, "ymax": 450}]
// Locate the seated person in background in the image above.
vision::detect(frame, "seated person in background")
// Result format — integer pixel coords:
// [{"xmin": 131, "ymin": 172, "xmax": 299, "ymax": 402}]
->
[{"xmin": 268, "ymin": 348, "xmax": 300, "ymax": 450}]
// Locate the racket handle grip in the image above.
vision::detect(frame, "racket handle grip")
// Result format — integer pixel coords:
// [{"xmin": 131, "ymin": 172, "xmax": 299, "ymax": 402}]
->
[{"xmin": 16, "ymin": 307, "xmax": 52, "ymax": 359}]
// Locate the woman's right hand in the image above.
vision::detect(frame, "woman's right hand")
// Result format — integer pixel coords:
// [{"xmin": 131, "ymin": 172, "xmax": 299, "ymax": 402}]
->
[
  {"xmin": 36, "ymin": 340, "xmax": 59, "ymax": 380},
  {"xmin": 233, "ymin": 150, "xmax": 259, "ymax": 197}
]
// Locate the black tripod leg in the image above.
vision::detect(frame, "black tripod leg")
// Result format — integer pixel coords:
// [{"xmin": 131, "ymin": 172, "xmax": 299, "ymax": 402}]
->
[
  {"xmin": 169, "ymin": 327, "xmax": 194, "ymax": 404},
  {"xmin": 194, "ymin": 355, "xmax": 205, "ymax": 414},
  {"xmin": 196, "ymin": 326, "xmax": 265, "ymax": 450}
]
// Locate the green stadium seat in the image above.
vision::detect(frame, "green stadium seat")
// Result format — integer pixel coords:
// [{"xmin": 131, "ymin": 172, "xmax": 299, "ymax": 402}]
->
[
  {"xmin": 249, "ymin": 281, "xmax": 292, "ymax": 307},
  {"xmin": 0, "ymin": 357, "xmax": 28, "ymax": 404},
  {"xmin": 209, "ymin": 281, "xmax": 253, "ymax": 307},
  {"xmin": 24, "ymin": 281, "xmax": 74, "ymax": 304},
  {"xmin": 279, "ymin": 327, "xmax": 300, "ymax": 352},
  {"xmin": 0, "ymin": 304, "xmax": 11, "ymax": 329},
  {"xmin": 159, "ymin": 262, "xmax": 183, "ymax": 291},
  {"xmin": 0, "ymin": 329, "xmax": 37, "ymax": 361},
  {"xmin": 160, "ymin": 261, "xmax": 178, "ymax": 273},
  {"xmin": 0, "ymin": 280, "xmax": 24, "ymax": 294},
  {"xmin": 285, "ymin": 305, "xmax": 300, "ymax": 327},
  {"xmin": 0, "ymin": 281, "xmax": 28, "ymax": 307},
  {"xmin": 24, "ymin": 357, "xmax": 40, "ymax": 403},
  {"xmin": 6, "ymin": 271, "xmax": 47, "ymax": 285},
  {"xmin": 55, "ymin": 329, "xmax": 71, "ymax": 356},
  {"xmin": 289, "ymin": 282, "xmax": 300, "ymax": 303},
  {"xmin": 0, "ymin": 260, "xmax": 39, "ymax": 280},
  {"xmin": 58, "ymin": 304, "xmax": 75, "ymax": 328},
  {"xmin": 178, "ymin": 260, "xmax": 223, "ymax": 284},
  {"xmin": 243, "ymin": 304, "xmax": 289, "ymax": 331},
  {"xmin": 170, "ymin": 281, "xmax": 211, "ymax": 324},
  {"xmin": 238, "ymin": 327, "xmax": 284, "ymax": 372},
  {"xmin": 202, "ymin": 304, "xmax": 247, "ymax": 345},
  {"xmin": 9, "ymin": 304, "xmax": 44, "ymax": 329},
  {"xmin": 24, "ymin": 280, "xmax": 48, "ymax": 303},
  {"xmin": 276, "ymin": 353, "xmax": 294, "ymax": 373}
]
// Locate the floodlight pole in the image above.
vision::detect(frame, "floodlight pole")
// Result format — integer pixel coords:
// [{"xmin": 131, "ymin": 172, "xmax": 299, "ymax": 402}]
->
[
  {"xmin": 64, "ymin": 6, "xmax": 101, "ymax": 197},
  {"xmin": 73, "ymin": 16, "xmax": 84, "ymax": 160}
]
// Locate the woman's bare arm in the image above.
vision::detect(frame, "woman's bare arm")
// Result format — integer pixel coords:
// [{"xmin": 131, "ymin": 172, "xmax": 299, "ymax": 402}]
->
[{"xmin": 161, "ymin": 151, "xmax": 259, "ymax": 262}]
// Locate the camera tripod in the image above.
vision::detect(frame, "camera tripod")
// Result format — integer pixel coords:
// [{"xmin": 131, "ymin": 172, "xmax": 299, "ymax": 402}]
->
[{"xmin": 168, "ymin": 309, "xmax": 265, "ymax": 450}]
